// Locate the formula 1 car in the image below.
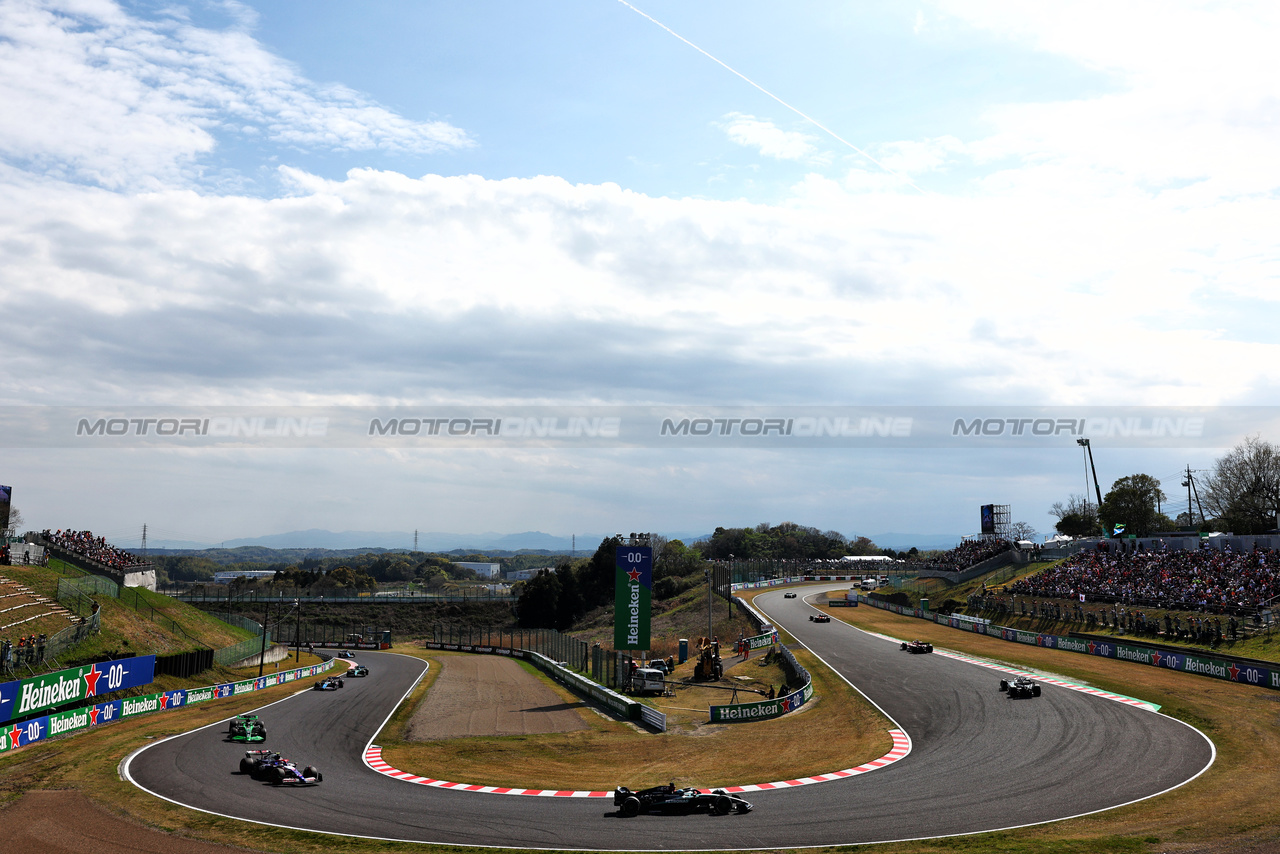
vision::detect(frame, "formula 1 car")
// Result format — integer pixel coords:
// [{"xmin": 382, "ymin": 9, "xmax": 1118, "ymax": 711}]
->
[
  {"xmin": 346, "ymin": 664, "xmax": 369, "ymax": 677},
  {"xmin": 313, "ymin": 675, "xmax": 345, "ymax": 690},
  {"xmin": 227, "ymin": 713, "xmax": 266, "ymax": 743},
  {"xmin": 1000, "ymin": 675, "xmax": 1042, "ymax": 698},
  {"xmin": 809, "ymin": 614, "xmax": 831, "ymax": 623},
  {"xmin": 336, "ymin": 650, "xmax": 356, "ymax": 659},
  {"xmin": 239, "ymin": 750, "xmax": 322, "ymax": 785},
  {"xmin": 783, "ymin": 592, "xmax": 797, "ymax": 599},
  {"xmin": 614, "ymin": 783, "xmax": 753, "ymax": 817},
  {"xmin": 900, "ymin": 640, "xmax": 934, "ymax": 653}
]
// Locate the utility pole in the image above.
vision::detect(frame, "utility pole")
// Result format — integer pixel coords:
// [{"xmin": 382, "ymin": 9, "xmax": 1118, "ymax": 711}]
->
[
  {"xmin": 1182, "ymin": 468, "xmax": 1192, "ymax": 527},
  {"xmin": 414, "ymin": 529, "xmax": 418, "ymax": 552}
]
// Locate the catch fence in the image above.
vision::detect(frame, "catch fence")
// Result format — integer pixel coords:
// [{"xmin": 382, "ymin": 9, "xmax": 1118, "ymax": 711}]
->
[{"xmin": 426, "ymin": 624, "xmax": 589, "ymax": 672}]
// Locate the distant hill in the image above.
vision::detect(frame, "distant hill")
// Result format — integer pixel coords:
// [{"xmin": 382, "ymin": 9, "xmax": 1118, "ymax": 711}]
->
[
  {"xmin": 133, "ymin": 528, "xmax": 965, "ymax": 558},
  {"xmin": 199, "ymin": 529, "xmax": 710, "ymax": 553}
]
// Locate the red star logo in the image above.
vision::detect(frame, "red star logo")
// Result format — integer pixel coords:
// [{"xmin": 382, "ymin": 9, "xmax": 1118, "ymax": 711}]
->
[
  {"xmin": 627, "ymin": 569, "xmax": 642, "ymax": 583},
  {"xmin": 1149, "ymin": 651, "xmax": 1162, "ymax": 666},
  {"xmin": 82, "ymin": 665, "xmax": 102, "ymax": 696},
  {"xmin": 1087, "ymin": 641, "xmax": 1096, "ymax": 655},
  {"xmin": 158, "ymin": 693, "xmax": 169, "ymax": 709},
  {"xmin": 89, "ymin": 706, "xmax": 100, "ymax": 725},
  {"xmin": 1229, "ymin": 663, "xmax": 1241, "ymax": 681},
  {"xmin": 7, "ymin": 724, "xmax": 21, "ymax": 748}
]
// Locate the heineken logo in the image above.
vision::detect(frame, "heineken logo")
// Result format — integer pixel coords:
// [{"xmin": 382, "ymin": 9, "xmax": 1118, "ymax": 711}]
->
[
  {"xmin": 16, "ymin": 672, "xmax": 84, "ymax": 716},
  {"xmin": 49, "ymin": 709, "xmax": 89, "ymax": 736},
  {"xmin": 122, "ymin": 695, "xmax": 159, "ymax": 716}
]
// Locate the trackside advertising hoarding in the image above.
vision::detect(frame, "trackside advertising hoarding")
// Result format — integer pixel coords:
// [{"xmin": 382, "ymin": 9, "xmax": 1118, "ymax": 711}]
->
[
  {"xmin": 744, "ymin": 630, "xmax": 777, "ymax": 651},
  {"xmin": 710, "ymin": 681, "xmax": 814, "ymax": 723},
  {"xmin": 614, "ymin": 546, "xmax": 652, "ymax": 650},
  {"xmin": 0, "ymin": 654, "xmax": 155, "ymax": 724},
  {"xmin": 0, "ymin": 660, "xmax": 332, "ymax": 755},
  {"xmin": 858, "ymin": 594, "xmax": 1280, "ymax": 692}
]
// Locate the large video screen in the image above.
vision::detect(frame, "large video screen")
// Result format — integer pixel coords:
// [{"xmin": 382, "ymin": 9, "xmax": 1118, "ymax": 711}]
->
[
  {"xmin": 0, "ymin": 485, "xmax": 10, "ymax": 530},
  {"xmin": 980, "ymin": 504, "xmax": 995, "ymax": 535}
]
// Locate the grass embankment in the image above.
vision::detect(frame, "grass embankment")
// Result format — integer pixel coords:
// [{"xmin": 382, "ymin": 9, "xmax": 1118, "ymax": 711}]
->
[
  {"xmin": 911, "ymin": 557, "xmax": 1280, "ymax": 664},
  {"xmin": 7, "ymin": 560, "xmax": 257, "ymax": 663},
  {"xmin": 556, "ymin": 578, "xmax": 763, "ymax": 660}
]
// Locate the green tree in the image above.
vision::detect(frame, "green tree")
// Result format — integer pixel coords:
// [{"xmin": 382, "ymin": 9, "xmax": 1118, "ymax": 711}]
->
[
  {"xmin": 1098, "ymin": 474, "xmax": 1170, "ymax": 537},
  {"xmin": 553, "ymin": 563, "xmax": 584, "ymax": 630},
  {"xmin": 1201, "ymin": 435, "xmax": 1280, "ymax": 534},
  {"xmin": 516, "ymin": 568, "xmax": 561, "ymax": 629},
  {"xmin": 655, "ymin": 539, "xmax": 704, "ymax": 579},
  {"xmin": 1050, "ymin": 494, "xmax": 1100, "ymax": 537}
]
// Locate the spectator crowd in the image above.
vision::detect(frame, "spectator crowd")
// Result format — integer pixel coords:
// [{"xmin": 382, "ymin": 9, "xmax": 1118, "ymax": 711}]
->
[
  {"xmin": 1004, "ymin": 542, "xmax": 1280, "ymax": 615},
  {"xmin": 42, "ymin": 529, "xmax": 148, "ymax": 570},
  {"xmin": 909, "ymin": 538, "xmax": 1012, "ymax": 574}
]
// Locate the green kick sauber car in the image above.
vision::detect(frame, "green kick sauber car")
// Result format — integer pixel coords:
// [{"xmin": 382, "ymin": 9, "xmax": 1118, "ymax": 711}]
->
[{"xmin": 228, "ymin": 713, "xmax": 267, "ymax": 743}]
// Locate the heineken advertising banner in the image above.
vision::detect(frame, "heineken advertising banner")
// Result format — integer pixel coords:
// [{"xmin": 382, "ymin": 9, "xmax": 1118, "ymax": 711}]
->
[
  {"xmin": 710, "ymin": 680, "xmax": 814, "ymax": 723},
  {"xmin": 0, "ymin": 654, "xmax": 155, "ymax": 724},
  {"xmin": 0, "ymin": 659, "xmax": 332, "ymax": 754},
  {"xmin": 614, "ymin": 545, "xmax": 652, "ymax": 650},
  {"xmin": 745, "ymin": 630, "xmax": 777, "ymax": 651}
]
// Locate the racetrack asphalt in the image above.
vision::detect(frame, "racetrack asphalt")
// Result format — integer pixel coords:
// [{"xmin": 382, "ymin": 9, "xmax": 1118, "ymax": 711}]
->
[{"xmin": 124, "ymin": 584, "xmax": 1215, "ymax": 850}]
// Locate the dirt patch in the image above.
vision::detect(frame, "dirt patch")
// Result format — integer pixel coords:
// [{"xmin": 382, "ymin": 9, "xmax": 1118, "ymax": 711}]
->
[
  {"xmin": 404, "ymin": 655, "xmax": 588, "ymax": 740},
  {"xmin": 0, "ymin": 789, "xmax": 242, "ymax": 854}
]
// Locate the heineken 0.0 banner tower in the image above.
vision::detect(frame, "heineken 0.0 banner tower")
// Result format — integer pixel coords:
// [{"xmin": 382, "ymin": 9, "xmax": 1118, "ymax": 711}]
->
[{"xmin": 614, "ymin": 545, "xmax": 652, "ymax": 650}]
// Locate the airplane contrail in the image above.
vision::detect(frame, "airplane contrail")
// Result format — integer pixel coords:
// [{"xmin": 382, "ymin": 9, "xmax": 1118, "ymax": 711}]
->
[{"xmin": 614, "ymin": 0, "xmax": 927, "ymax": 194}]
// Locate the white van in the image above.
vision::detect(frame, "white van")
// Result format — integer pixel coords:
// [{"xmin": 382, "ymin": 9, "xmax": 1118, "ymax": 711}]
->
[{"xmin": 630, "ymin": 667, "xmax": 666, "ymax": 695}]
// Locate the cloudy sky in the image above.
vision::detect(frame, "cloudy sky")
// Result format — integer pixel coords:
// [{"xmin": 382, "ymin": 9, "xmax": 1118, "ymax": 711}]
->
[{"xmin": 1, "ymin": 0, "xmax": 1276, "ymax": 549}]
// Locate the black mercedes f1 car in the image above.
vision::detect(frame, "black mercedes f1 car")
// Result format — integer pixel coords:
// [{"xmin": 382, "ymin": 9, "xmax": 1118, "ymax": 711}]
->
[{"xmin": 614, "ymin": 783, "xmax": 753, "ymax": 816}]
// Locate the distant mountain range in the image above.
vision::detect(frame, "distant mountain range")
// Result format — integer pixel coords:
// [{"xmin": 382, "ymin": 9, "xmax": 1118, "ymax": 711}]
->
[{"xmin": 131, "ymin": 528, "xmax": 969, "ymax": 554}]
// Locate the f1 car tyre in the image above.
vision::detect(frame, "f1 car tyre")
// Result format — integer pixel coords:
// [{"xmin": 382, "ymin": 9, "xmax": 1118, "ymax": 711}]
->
[
  {"xmin": 999, "ymin": 680, "xmax": 1009, "ymax": 691},
  {"xmin": 621, "ymin": 796, "xmax": 641, "ymax": 817},
  {"xmin": 303, "ymin": 765, "xmax": 319, "ymax": 780},
  {"xmin": 714, "ymin": 795, "xmax": 732, "ymax": 816},
  {"xmin": 240, "ymin": 757, "xmax": 258, "ymax": 775}
]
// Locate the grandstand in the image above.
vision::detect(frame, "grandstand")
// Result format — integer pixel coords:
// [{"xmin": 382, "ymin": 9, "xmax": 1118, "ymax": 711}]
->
[{"xmin": 36, "ymin": 529, "xmax": 156, "ymax": 591}]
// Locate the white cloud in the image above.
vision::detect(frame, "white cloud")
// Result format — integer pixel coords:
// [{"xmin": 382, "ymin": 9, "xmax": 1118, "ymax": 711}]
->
[
  {"xmin": 0, "ymin": 0, "xmax": 471, "ymax": 189},
  {"xmin": 719, "ymin": 112, "xmax": 822, "ymax": 162}
]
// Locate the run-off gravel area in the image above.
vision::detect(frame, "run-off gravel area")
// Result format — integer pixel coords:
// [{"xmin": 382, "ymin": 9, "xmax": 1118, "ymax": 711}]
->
[{"xmin": 404, "ymin": 653, "xmax": 588, "ymax": 739}]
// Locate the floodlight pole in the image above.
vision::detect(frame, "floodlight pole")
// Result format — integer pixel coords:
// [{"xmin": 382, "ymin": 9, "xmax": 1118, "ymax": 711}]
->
[
  {"xmin": 258, "ymin": 601, "xmax": 269, "ymax": 677},
  {"xmin": 1077, "ymin": 438, "xmax": 1104, "ymax": 517}
]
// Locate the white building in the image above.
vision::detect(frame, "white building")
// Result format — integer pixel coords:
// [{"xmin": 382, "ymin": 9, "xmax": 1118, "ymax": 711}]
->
[{"xmin": 455, "ymin": 562, "xmax": 501, "ymax": 578}]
